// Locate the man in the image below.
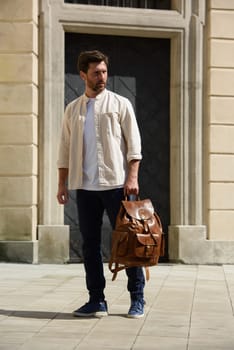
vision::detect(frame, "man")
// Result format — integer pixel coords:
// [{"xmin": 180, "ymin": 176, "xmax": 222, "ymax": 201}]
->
[{"xmin": 57, "ymin": 50, "xmax": 145, "ymax": 318}]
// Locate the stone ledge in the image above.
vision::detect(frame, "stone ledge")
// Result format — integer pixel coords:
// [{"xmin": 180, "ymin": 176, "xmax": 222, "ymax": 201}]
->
[
  {"xmin": 38, "ymin": 225, "xmax": 70, "ymax": 264},
  {"xmin": 169, "ymin": 225, "xmax": 234, "ymax": 264},
  {"xmin": 0, "ymin": 240, "xmax": 38, "ymax": 263}
]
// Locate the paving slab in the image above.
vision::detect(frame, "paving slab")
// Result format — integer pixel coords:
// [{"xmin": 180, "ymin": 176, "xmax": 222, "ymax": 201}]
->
[{"xmin": 0, "ymin": 263, "xmax": 234, "ymax": 349}]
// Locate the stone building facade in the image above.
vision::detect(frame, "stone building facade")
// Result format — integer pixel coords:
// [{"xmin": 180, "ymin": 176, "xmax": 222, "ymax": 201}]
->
[{"xmin": 0, "ymin": 0, "xmax": 234, "ymax": 264}]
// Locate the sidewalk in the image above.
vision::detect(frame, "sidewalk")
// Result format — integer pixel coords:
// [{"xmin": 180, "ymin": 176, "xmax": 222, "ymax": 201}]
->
[{"xmin": 0, "ymin": 263, "xmax": 234, "ymax": 350}]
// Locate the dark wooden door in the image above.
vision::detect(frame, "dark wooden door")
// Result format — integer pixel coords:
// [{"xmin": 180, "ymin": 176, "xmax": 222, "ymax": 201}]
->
[{"xmin": 65, "ymin": 33, "xmax": 170, "ymax": 261}]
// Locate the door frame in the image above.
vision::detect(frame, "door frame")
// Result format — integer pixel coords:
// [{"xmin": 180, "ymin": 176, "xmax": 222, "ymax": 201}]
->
[{"xmin": 38, "ymin": 0, "xmax": 206, "ymax": 261}]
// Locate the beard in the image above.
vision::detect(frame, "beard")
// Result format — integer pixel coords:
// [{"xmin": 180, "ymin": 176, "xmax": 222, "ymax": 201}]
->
[{"xmin": 87, "ymin": 79, "xmax": 106, "ymax": 93}]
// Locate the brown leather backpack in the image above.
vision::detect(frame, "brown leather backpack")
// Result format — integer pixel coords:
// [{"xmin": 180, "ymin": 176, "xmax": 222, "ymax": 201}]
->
[{"xmin": 109, "ymin": 198, "xmax": 164, "ymax": 281}]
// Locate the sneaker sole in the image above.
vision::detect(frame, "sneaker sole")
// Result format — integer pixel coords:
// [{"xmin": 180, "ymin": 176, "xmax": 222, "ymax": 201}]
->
[
  {"xmin": 73, "ymin": 311, "xmax": 108, "ymax": 318},
  {"xmin": 127, "ymin": 313, "xmax": 144, "ymax": 319}
]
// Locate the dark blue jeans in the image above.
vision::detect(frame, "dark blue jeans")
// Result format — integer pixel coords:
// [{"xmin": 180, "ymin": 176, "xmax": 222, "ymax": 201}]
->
[{"xmin": 76, "ymin": 188, "xmax": 145, "ymax": 303}]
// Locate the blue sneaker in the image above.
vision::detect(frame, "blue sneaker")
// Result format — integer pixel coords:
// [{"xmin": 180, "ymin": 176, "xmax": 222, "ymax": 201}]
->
[
  {"xmin": 73, "ymin": 301, "xmax": 108, "ymax": 318},
  {"xmin": 127, "ymin": 299, "xmax": 145, "ymax": 319}
]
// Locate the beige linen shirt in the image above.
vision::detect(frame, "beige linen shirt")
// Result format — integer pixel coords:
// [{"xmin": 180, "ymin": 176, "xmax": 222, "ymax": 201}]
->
[{"xmin": 57, "ymin": 89, "xmax": 142, "ymax": 190}]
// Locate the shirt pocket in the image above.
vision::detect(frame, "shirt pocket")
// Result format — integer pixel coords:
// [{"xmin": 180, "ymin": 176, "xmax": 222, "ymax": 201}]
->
[{"xmin": 98, "ymin": 112, "xmax": 121, "ymax": 140}]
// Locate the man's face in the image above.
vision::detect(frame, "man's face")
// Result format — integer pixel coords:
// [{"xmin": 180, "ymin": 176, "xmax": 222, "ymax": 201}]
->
[{"xmin": 81, "ymin": 61, "xmax": 108, "ymax": 95}]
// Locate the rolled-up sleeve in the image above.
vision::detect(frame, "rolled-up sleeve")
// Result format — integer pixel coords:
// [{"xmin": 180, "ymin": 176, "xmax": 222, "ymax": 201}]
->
[
  {"xmin": 57, "ymin": 106, "xmax": 71, "ymax": 169},
  {"xmin": 120, "ymin": 98, "xmax": 142, "ymax": 163}
]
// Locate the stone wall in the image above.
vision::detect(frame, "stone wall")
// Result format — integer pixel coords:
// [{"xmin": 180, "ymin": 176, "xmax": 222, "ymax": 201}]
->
[
  {"xmin": 1, "ymin": 0, "xmax": 234, "ymax": 263},
  {"xmin": 0, "ymin": 0, "xmax": 39, "ymax": 262},
  {"xmin": 207, "ymin": 0, "xmax": 234, "ymax": 240}
]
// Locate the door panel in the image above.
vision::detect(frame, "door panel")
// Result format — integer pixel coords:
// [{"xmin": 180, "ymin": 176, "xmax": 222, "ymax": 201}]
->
[{"xmin": 65, "ymin": 33, "xmax": 170, "ymax": 261}]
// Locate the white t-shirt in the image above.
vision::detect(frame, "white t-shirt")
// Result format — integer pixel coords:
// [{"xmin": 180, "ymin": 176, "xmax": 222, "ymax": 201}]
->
[{"xmin": 82, "ymin": 98, "xmax": 99, "ymax": 189}]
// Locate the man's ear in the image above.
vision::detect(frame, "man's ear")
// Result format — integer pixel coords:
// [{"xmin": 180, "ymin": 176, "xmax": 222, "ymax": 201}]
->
[{"xmin": 80, "ymin": 71, "xmax": 86, "ymax": 81}]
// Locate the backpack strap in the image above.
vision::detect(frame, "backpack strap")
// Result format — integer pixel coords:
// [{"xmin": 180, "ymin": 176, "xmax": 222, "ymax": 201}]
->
[
  {"xmin": 109, "ymin": 262, "xmax": 126, "ymax": 281},
  {"xmin": 109, "ymin": 261, "xmax": 150, "ymax": 282},
  {"xmin": 145, "ymin": 266, "xmax": 150, "ymax": 281}
]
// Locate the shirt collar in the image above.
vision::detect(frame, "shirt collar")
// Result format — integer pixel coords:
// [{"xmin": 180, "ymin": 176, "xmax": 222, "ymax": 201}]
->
[{"xmin": 83, "ymin": 88, "xmax": 107, "ymax": 103}]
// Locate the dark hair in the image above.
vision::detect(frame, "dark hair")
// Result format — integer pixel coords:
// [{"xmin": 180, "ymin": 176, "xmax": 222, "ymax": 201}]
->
[{"xmin": 77, "ymin": 50, "xmax": 109, "ymax": 73}]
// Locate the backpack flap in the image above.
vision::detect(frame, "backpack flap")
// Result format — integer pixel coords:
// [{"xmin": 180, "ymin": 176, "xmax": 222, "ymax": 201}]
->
[{"xmin": 122, "ymin": 199, "xmax": 154, "ymax": 221}]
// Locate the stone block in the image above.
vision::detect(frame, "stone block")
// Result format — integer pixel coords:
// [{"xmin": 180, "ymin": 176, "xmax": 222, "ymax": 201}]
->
[
  {"xmin": 168, "ymin": 225, "xmax": 207, "ymax": 264},
  {"xmin": 209, "ymin": 1, "xmax": 234, "ymax": 10},
  {"xmin": 0, "ymin": 145, "xmax": 37, "ymax": 175},
  {"xmin": 0, "ymin": 84, "xmax": 38, "ymax": 115},
  {"xmin": 209, "ymin": 68, "xmax": 234, "ymax": 96},
  {"xmin": 210, "ymin": 40, "xmax": 234, "ymax": 68},
  {"xmin": 38, "ymin": 225, "xmax": 70, "ymax": 264},
  {"xmin": 209, "ymin": 210, "xmax": 234, "ymax": 240},
  {"xmin": 209, "ymin": 241, "xmax": 234, "ymax": 263},
  {"xmin": 210, "ymin": 97, "xmax": 234, "ymax": 124},
  {"xmin": 210, "ymin": 154, "xmax": 234, "ymax": 181},
  {"xmin": 0, "ymin": 240, "xmax": 38, "ymax": 263},
  {"xmin": 0, "ymin": 0, "xmax": 38, "ymax": 22},
  {"xmin": 0, "ymin": 206, "xmax": 37, "ymax": 240},
  {"xmin": 0, "ymin": 54, "xmax": 38, "ymax": 84},
  {"xmin": 168, "ymin": 225, "xmax": 234, "ymax": 264},
  {"xmin": 210, "ymin": 11, "xmax": 234, "ymax": 39},
  {"xmin": 0, "ymin": 22, "xmax": 38, "ymax": 54},
  {"xmin": 210, "ymin": 125, "xmax": 234, "ymax": 153},
  {"xmin": 0, "ymin": 176, "xmax": 37, "ymax": 206},
  {"xmin": 210, "ymin": 183, "xmax": 234, "ymax": 210},
  {"xmin": 0, "ymin": 115, "xmax": 37, "ymax": 145}
]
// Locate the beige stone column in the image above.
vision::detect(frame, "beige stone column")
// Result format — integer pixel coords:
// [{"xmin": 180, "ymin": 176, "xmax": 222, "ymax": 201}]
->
[
  {"xmin": 0, "ymin": 0, "xmax": 39, "ymax": 262},
  {"xmin": 37, "ymin": 0, "xmax": 70, "ymax": 263},
  {"xmin": 0, "ymin": 0, "xmax": 69, "ymax": 263}
]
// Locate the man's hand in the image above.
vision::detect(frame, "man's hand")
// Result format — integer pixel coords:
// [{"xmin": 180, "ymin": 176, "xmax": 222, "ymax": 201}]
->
[
  {"xmin": 124, "ymin": 176, "xmax": 139, "ymax": 196},
  {"xmin": 57, "ymin": 184, "xmax": 69, "ymax": 204},
  {"xmin": 57, "ymin": 168, "xmax": 69, "ymax": 204},
  {"xmin": 124, "ymin": 160, "xmax": 140, "ymax": 196}
]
